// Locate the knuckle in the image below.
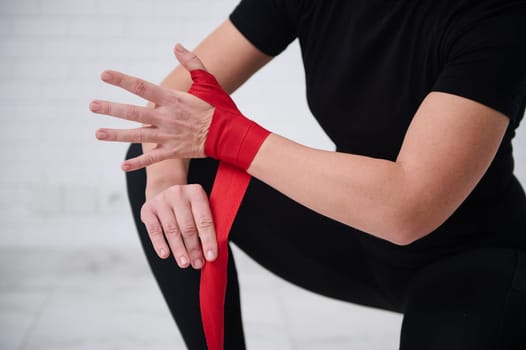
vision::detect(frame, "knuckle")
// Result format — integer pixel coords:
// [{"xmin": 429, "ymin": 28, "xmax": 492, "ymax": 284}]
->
[
  {"xmin": 134, "ymin": 131, "xmax": 144, "ymax": 143},
  {"xmin": 167, "ymin": 94, "xmax": 183, "ymax": 107},
  {"xmin": 140, "ymin": 205, "xmax": 151, "ymax": 222},
  {"xmin": 167, "ymin": 184, "xmax": 184, "ymax": 197},
  {"xmin": 187, "ymin": 183, "xmax": 202, "ymax": 192},
  {"xmin": 146, "ymin": 223, "xmax": 162, "ymax": 237},
  {"xmin": 134, "ymin": 79, "xmax": 147, "ymax": 95},
  {"xmin": 197, "ymin": 217, "xmax": 214, "ymax": 230},
  {"xmin": 145, "ymin": 153, "xmax": 158, "ymax": 165},
  {"xmin": 126, "ymin": 106, "xmax": 140, "ymax": 120},
  {"xmin": 187, "ymin": 184, "xmax": 207, "ymax": 199},
  {"xmin": 174, "ymin": 94, "xmax": 184, "ymax": 104},
  {"xmin": 103, "ymin": 102, "xmax": 112, "ymax": 115},
  {"xmin": 188, "ymin": 246, "xmax": 202, "ymax": 257},
  {"xmin": 181, "ymin": 223, "xmax": 197, "ymax": 238},
  {"xmin": 164, "ymin": 224, "xmax": 180, "ymax": 238}
]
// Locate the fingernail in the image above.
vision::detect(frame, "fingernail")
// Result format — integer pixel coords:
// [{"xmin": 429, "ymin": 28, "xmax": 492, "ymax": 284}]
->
[
  {"xmin": 180, "ymin": 256, "xmax": 188, "ymax": 266},
  {"xmin": 95, "ymin": 129, "xmax": 107, "ymax": 139},
  {"xmin": 160, "ymin": 248, "xmax": 167, "ymax": 257},
  {"xmin": 101, "ymin": 71, "xmax": 113, "ymax": 81},
  {"xmin": 193, "ymin": 258, "xmax": 203, "ymax": 269},
  {"xmin": 89, "ymin": 101, "xmax": 100, "ymax": 112},
  {"xmin": 206, "ymin": 250, "xmax": 215, "ymax": 261},
  {"xmin": 175, "ymin": 43, "xmax": 186, "ymax": 53}
]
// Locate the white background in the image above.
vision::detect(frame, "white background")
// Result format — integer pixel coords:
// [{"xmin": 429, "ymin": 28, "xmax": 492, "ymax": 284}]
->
[
  {"xmin": 0, "ymin": 0, "xmax": 337, "ymax": 248},
  {"xmin": 1, "ymin": 0, "xmax": 525, "ymax": 248},
  {"xmin": 1, "ymin": 1, "xmax": 525, "ymax": 349}
]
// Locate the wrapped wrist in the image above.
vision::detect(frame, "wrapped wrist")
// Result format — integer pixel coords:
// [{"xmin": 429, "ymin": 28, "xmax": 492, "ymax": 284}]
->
[
  {"xmin": 205, "ymin": 110, "xmax": 269, "ymax": 170},
  {"xmin": 188, "ymin": 70, "xmax": 270, "ymax": 170}
]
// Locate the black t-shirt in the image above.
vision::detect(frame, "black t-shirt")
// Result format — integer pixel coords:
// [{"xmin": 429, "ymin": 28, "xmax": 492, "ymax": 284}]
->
[{"xmin": 230, "ymin": 0, "xmax": 526, "ymax": 264}]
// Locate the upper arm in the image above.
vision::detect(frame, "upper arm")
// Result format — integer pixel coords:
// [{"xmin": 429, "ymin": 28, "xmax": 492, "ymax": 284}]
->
[
  {"xmin": 202, "ymin": 0, "xmax": 298, "ymax": 92},
  {"xmin": 396, "ymin": 91, "xmax": 509, "ymax": 242},
  {"xmin": 163, "ymin": 0, "xmax": 299, "ymax": 93},
  {"xmin": 394, "ymin": 4, "xmax": 526, "ymax": 243},
  {"xmin": 193, "ymin": 19, "xmax": 274, "ymax": 93},
  {"xmin": 161, "ymin": 19, "xmax": 273, "ymax": 95}
]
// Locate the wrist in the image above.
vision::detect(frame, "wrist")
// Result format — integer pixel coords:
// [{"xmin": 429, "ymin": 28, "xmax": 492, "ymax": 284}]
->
[
  {"xmin": 188, "ymin": 69, "xmax": 270, "ymax": 170},
  {"xmin": 145, "ymin": 178, "xmax": 187, "ymax": 199},
  {"xmin": 145, "ymin": 169, "xmax": 188, "ymax": 199},
  {"xmin": 205, "ymin": 110, "xmax": 270, "ymax": 170}
]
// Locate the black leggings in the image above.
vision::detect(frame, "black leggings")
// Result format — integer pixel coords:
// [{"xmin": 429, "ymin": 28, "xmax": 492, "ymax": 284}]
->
[{"xmin": 125, "ymin": 143, "xmax": 526, "ymax": 349}]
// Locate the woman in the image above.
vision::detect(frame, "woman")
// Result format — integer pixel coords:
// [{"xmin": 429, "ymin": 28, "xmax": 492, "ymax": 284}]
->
[{"xmin": 91, "ymin": 0, "xmax": 526, "ymax": 348}]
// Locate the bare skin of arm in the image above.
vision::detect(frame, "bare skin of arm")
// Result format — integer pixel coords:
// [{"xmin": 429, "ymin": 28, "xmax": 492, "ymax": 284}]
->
[
  {"xmin": 134, "ymin": 20, "xmax": 271, "ymax": 269},
  {"xmin": 93, "ymin": 44, "xmax": 509, "ymax": 262},
  {"xmin": 247, "ymin": 92, "xmax": 509, "ymax": 245}
]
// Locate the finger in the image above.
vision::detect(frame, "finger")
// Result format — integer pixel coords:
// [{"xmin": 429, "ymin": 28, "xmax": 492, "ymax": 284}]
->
[
  {"xmin": 155, "ymin": 204, "xmax": 190, "ymax": 268},
  {"xmin": 188, "ymin": 185, "xmax": 217, "ymax": 261},
  {"xmin": 121, "ymin": 147, "xmax": 173, "ymax": 172},
  {"xmin": 95, "ymin": 126, "xmax": 164, "ymax": 144},
  {"xmin": 174, "ymin": 43, "xmax": 207, "ymax": 72},
  {"xmin": 100, "ymin": 70, "xmax": 171, "ymax": 105},
  {"xmin": 173, "ymin": 195, "xmax": 205, "ymax": 269},
  {"xmin": 140, "ymin": 206, "xmax": 170, "ymax": 259},
  {"xmin": 89, "ymin": 100, "xmax": 161, "ymax": 125}
]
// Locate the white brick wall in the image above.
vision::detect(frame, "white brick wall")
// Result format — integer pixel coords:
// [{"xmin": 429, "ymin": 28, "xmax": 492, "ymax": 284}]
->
[
  {"xmin": 0, "ymin": 0, "xmax": 330, "ymax": 247},
  {"xmin": 0, "ymin": 0, "xmax": 525, "ymax": 247}
]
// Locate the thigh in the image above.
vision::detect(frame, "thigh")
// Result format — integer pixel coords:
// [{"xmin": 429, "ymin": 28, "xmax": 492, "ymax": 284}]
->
[
  {"xmin": 188, "ymin": 157, "xmax": 400, "ymax": 312},
  {"xmin": 400, "ymin": 248, "xmax": 526, "ymax": 350}
]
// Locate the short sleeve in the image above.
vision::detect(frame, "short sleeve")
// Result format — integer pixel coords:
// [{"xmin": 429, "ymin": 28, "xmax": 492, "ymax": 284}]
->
[
  {"xmin": 229, "ymin": 0, "xmax": 298, "ymax": 56},
  {"xmin": 432, "ymin": 4, "xmax": 526, "ymax": 124}
]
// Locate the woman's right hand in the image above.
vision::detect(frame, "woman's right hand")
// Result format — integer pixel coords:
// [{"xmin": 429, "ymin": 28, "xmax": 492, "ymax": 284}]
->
[{"xmin": 141, "ymin": 183, "xmax": 217, "ymax": 269}]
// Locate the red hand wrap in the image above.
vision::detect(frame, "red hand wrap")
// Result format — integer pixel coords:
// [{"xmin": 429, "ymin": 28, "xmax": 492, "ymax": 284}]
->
[
  {"xmin": 187, "ymin": 70, "xmax": 270, "ymax": 350},
  {"xmin": 188, "ymin": 69, "xmax": 270, "ymax": 170}
]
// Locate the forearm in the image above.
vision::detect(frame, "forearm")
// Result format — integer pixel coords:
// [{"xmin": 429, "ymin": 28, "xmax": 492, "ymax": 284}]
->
[
  {"xmin": 247, "ymin": 134, "xmax": 413, "ymax": 244},
  {"xmin": 97, "ymin": 42, "xmax": 509, "ymax": 246},
  {"xmin": 246, "ymin": 93, "xmax": 508, "ymax": 246}
]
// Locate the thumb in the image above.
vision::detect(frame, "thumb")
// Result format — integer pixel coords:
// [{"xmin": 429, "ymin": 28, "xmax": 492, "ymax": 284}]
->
[{"xmin": 174, "ymin": 43, "xmax": 207, "ymax": 72}]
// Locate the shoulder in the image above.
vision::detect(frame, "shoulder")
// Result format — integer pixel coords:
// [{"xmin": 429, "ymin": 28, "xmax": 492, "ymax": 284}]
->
[
  {"xmin": 229, "ymin": 0, "xmax": 306, "ymax": 56},
  {"xmin": 441, "ymin": 1, "xmax": 526, "ymax": 53},
  {"xmin": 434, "ymin": 0, "xmax": 526, "ymax": 124}
]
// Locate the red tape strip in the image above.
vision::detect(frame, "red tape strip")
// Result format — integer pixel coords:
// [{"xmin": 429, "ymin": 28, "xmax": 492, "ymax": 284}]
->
[
  {"xmin": 200, "ymin": 162, "xmax": 251, "ymax": 350},
  {"xmin": 188, "ymin": 69, "xmax": 269, "ymax": 349}
]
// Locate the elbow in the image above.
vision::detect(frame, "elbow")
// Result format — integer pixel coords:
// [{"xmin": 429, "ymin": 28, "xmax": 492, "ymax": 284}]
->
[
  {"xmin": 388, "ymin": 228, "xmax": 424, "ymax": 246},
  {"xmin": 384, "ymin": 206, "xmax": 445, "ymax": 246}
]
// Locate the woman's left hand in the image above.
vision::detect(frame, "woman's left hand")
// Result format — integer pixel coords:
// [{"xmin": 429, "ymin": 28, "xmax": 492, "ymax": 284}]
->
[{"xmin": 90, "ymin": 46, "xmax": 214, "ymax": 172}]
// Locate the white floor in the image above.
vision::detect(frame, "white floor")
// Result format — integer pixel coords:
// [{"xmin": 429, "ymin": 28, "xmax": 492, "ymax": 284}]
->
[{"xmin": 0, "ymin": 245, "xmax": 402, "ymax": 350}]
